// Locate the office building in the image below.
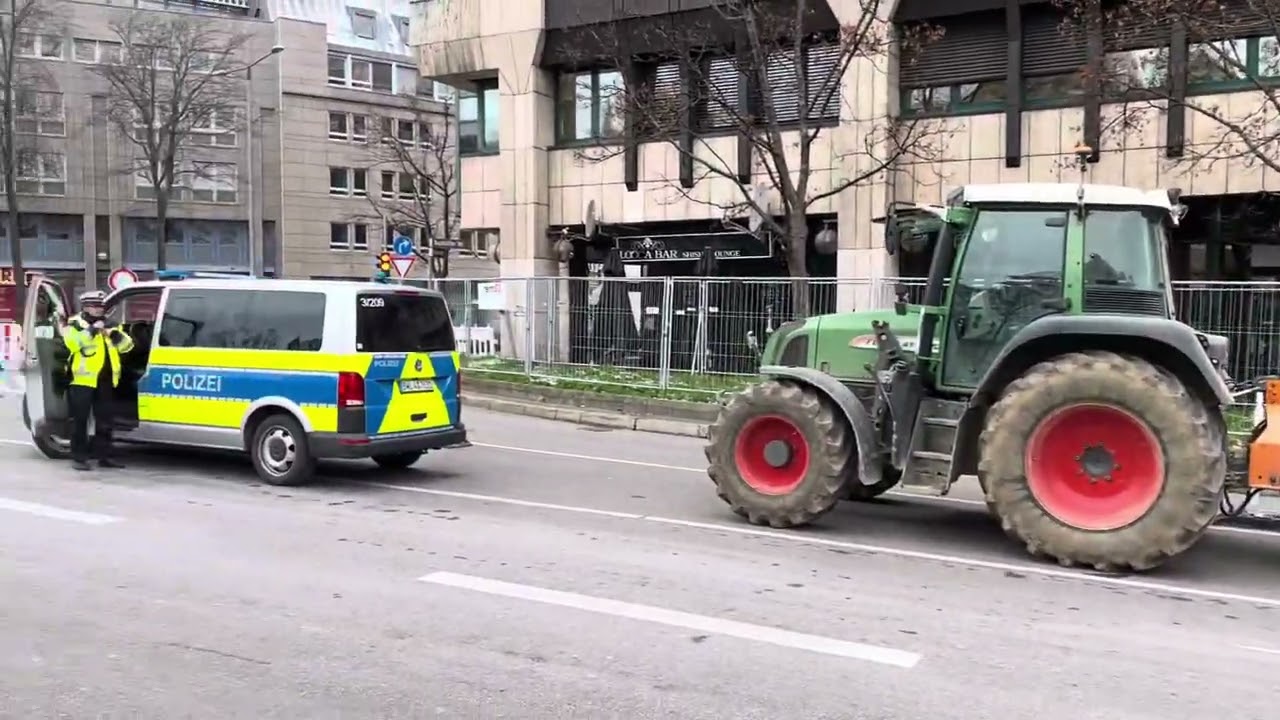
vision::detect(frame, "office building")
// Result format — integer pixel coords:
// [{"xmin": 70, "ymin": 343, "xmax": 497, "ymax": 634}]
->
[
  {"xmin": 0, "ymin": 0, "xmax": 486, "ymax": 308},
  {"xmin": 412, "ymin": 0, "xmax": 1280, "ymax": 290}
]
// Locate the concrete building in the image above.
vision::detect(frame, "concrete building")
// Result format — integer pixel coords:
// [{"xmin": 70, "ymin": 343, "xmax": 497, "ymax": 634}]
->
[
  {"xmin": 410, "ymin": 0, "xmax": 1280, "ymax": 289},
  {"xmin": 0, "ymin": 0, "xmax": 484, "ymax": 314}
]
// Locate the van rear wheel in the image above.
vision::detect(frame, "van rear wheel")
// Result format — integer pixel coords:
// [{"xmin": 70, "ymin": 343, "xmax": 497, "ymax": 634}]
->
[
  {"xmin": 250, "ymin": 414, "xmax": 316, "ymax": 486},
  {"xmin": 373, "ymin": 451, "xmax": 424, "ymax": 470}
]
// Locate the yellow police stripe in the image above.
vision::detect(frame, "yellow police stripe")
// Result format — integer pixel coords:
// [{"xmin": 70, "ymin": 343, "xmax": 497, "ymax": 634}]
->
[{"xmin": 138, "ymin": 396, "xmax": 339, "ymax": 432}]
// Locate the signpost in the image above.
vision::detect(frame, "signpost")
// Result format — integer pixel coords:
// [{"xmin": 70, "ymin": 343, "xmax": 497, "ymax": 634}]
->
[
  {"xmin": 107, "ymin": 267, "xmax": 139, "ymax": 291},
  {"xmin": 390, "ymin": 234, "xmax": 416, "ymax": 279}
]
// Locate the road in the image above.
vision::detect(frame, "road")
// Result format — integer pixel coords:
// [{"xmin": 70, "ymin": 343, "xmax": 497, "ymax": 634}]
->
[{"xmin": 3, "ymin": 404, "xmax": 1280, "ymax": 719}]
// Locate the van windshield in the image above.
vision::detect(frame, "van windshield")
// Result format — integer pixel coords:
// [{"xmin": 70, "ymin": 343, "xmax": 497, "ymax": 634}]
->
[{"xmin": 355, "ymin": 292, "xmax": 455, "ymax": 353}]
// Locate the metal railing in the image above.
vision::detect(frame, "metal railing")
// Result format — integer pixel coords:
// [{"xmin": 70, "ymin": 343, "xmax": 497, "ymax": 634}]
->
[{"xmin": 434, "ymin": 276, "xmax": 1280, "ymax": 398}]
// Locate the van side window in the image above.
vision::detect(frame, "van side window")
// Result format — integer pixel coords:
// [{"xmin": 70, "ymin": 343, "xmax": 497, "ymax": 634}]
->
[{"xmin": 158, "ymin": 289, "xmax": 326, "ymax": 351}]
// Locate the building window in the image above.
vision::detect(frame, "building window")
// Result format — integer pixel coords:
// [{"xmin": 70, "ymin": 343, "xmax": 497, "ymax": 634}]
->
[
  {"xmin": 15, "ymin": 150, "xmax": 65, "ymax": 196},
  {"xmin": 329, "ymin": 111, "xmax": 348, "ymax": 140},
  {"xmin": 72, "ymin": 38, "xmax": 122, "ymax": 64},
  {"xmin": 458, "ymin": 229, "xmax": 495, "ymax": 258},
  {"xmin": 188, "ymin": 162, "xmax": 238, "ymax": 203},
  {"xmin": 761, "ymin": 43, "xmax": 842, "ymax": 125},
  {"xmin": 329, "ymin": 167, "xmax": 367, "ymax": 197},
  {"xmin": 1023, "ymin": 73, "xmax": 1085, "ymax": 108},
  {"xmin": 15, "ymin": 91, "xmax": 65, "ymax": 136},
  {"xmin": 330, "ymin": 222, "xmax": 369, "ymax": 251},
  {"xmin": 328, "ymin": 53, "xmax": 371, "ymax": 89},
  {"xmin": 379, "ymin": 171, "xmax": 422, "ymax": 200},
  {"xmin": 384, "ymin": 224, "xmax": 424, "ymax": 251},
  {"xmin": 328, "ymin": 111, "xmax": 368, "ymax": 141},
  {"xmin": 1186, "ymin": 36, "xmax": 1280, "ymax": 90},
  {"xmin": 190, "ymin": 108, "xmax": 237, "ymax": 147},
  {"xmin": 459, "ymin": 79, "xmax": 499, "ymax": 155},
  {"xmin": 395, "ymin": 16, "xmax": 411, "ymax": 45},
  {"xmin": 327, "ymin": 52, "xmax": 417, "ymax": 94},
  {"xmin": 397, "ymin": 118, "xmax": 415, "ymax": 143},
  {"xmin": 352, "ymin": 10, "xmax": 377, "ymax": 40},
  {"xmin": 901, "ymin": 81, "xmax": 1006, "ymax": 117},
  {"xmin": 555, "ymin": 68, "xmax": 625, "ymax": 142},
  {"xmin": 17, "ymin": 33, "xmax": 63, "ymax": 60},
  {"xmin": 1100, "ymin": 47, "xmax": 1169, "ymax": 96}
]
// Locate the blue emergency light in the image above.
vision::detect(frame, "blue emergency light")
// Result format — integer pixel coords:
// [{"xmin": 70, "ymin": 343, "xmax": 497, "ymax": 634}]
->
[{"xmin": 155, "ymin": 271, "xmax": 258, "ymax": 281}]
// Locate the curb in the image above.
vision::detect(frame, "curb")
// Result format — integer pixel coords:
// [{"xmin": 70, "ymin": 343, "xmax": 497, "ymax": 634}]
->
[{"xmin": 463, "ymin": 393, "xmax": 710, "ymax": 439}]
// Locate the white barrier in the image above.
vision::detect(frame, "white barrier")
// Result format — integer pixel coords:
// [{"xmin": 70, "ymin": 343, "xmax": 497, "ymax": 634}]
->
[{"xmin": 454, "ymin": 325, "xmax": 498, "ymax": 357}]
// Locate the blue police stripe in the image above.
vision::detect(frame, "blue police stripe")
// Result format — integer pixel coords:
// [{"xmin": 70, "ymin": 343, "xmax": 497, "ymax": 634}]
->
[
  {"xmin": 363, "ymin": 354, "xmax": 407, "ymax": 434},
  {"xmin": 141, "ymin": 366, "xmax": 337, "ymax": 406}
]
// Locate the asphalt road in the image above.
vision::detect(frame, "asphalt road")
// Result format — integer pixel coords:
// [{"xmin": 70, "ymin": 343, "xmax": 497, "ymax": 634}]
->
[{"xmin": 3, "ymin": 403, "xmax": 1280, "ymax": 719}]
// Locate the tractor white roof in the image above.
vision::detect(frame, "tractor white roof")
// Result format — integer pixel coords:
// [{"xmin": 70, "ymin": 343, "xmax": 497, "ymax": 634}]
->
[{"xmin": 955, "ymin": 183, "xmax": 1176, "ymax": 211}]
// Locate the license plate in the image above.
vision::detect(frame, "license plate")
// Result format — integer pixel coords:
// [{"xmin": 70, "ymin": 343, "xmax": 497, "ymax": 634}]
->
[{"xmin": 399, "ymin": 379, "xmax": 435, "ymax": 393}]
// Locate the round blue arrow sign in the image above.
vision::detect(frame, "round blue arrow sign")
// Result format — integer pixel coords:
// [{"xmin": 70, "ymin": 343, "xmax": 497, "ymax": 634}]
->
[{"xmin": 393, "ymin": 235, "xmax": 414, "ymax": 257}]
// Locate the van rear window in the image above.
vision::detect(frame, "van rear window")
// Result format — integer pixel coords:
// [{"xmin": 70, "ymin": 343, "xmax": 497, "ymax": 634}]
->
[{"xmin": 355, "ymin": 292, "xmax": 455, "ymax": 353}]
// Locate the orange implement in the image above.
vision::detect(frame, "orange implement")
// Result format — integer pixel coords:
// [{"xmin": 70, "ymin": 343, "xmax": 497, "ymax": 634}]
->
[{"xmin": 1247, "ymin": 379, "xmax": 1280, "ymax": 489}]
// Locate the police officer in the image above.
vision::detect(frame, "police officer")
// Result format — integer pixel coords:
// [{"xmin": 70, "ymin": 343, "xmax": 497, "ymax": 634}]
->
[{"xmin": 63, "ymin": 291, "xmax": 134, "ymax": 471}]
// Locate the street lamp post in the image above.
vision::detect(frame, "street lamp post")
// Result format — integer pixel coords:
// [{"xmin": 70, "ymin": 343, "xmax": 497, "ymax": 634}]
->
[{"xmin": 215, "ymin": 44, "xmax": 283, "ymax": 277}]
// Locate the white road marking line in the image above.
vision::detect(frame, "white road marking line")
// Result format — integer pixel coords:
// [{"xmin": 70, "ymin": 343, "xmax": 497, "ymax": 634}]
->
[
  {"xmin": 468, "ymin": 441, "xmax": 1279, "ymax": 537},
  {"xmin": 0, "ymin": 497, "xmax": 121, "ymax": 525},
  {"xmin": 0, "ymin": 438, "xmax": 30, "ymax": 446},
  {"xmin": 371, "ymin": 481, "xmax": 1280, "ymax": 609},
  {"xmin": 1238, "ymin": 644, "xmax": 1280, "ymax": 656},
  {"xmin": 471, "ymin": 442, "xmax": 700, "ymax": 473},
  {"xmin": 419, "ymin": 571, "xmax": 921, "ymax": 668}
]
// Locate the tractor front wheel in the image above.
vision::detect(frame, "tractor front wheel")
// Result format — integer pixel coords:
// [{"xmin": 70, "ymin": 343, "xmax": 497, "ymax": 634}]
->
[
  {"xmin": 705, "ymin": 380, "xmax": 851, "ymax": 528},
  {"xmin": 979, "ymin": 351, "xmax": 1224, "ymax": 572}
]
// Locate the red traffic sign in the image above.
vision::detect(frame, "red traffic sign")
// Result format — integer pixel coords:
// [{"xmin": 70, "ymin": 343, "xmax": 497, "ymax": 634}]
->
[
  {"xmin": 107, "ymin": 267, "xmax": 139, "ymax": 290},
  {"xmin": 390, "ymin": 254, "xmax": 415, "ymax": 277}
]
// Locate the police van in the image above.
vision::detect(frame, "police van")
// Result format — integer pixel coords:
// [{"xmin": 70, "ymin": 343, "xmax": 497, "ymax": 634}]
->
[{"xmin": 18, "ymin": 273, "xmax": 468, "ymax": 485}]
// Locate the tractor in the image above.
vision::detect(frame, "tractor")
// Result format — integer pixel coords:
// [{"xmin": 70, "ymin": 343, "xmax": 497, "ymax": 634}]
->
[{"xmin": 704, "ymin": 174, "xmax": 1280, "ymax": 572}]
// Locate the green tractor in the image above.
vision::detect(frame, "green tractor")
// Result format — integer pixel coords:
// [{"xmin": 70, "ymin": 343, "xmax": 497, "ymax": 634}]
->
[{"xmin": 705, "ymin": 180, "xmax": 1242, "ymax": 572}]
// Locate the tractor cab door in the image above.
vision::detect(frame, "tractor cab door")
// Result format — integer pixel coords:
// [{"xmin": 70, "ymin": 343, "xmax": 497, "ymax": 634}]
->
[
  {"xmin": 21, "ymin": 273, "xmax": 71, "ymax": 434},
  {"xmin": 939, "ymin": 207, "xmax": 1071, "ymax": 388}
]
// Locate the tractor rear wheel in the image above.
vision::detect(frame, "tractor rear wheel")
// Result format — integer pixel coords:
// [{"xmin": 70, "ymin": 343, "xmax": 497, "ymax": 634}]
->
[
  {"xmin": 979, "ymin": 351, "xmax": 1224, "ymax": 572},
  {"xmin": 705, "ymin": 380, "xmax": 851, "ymax": 528}
]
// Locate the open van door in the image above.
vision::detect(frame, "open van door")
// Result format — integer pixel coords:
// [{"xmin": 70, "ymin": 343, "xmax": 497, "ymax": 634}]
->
[{"xmin": 20, "ymin": 273, "xmax": 73, "ymax": 458}]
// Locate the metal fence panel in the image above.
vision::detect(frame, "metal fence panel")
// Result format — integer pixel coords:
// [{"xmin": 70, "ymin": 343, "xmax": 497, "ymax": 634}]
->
[{"xmin": 438, "ymin": 276, "xmax": 1280, "ymax": 397}]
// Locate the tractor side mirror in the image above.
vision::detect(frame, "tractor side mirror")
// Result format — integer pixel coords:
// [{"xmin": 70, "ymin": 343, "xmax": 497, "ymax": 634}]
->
[{"xmin": 884, "ymin": 214, "xmax": 900, "ymax": 256}]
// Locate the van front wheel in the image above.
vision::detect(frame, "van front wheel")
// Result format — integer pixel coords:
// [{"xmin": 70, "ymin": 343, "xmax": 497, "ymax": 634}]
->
[
  {"xmin": 250, "ymin": 414, "xmax": 316, "ymax": 486},
  {"xmin": 373, "ymin": 451, "xmax": 423, "ymax": 470}
]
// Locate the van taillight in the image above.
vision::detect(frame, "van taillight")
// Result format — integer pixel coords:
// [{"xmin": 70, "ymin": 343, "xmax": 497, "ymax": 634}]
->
[{"xmin": 338, "ymin": 372, "xmax": 365, "ymax": 407}]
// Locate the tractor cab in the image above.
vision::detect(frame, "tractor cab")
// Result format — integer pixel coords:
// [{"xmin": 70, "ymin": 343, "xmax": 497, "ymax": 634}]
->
[{"xmin": 881, "ymin": 183, "xmax": 1190, "ymax": 389}]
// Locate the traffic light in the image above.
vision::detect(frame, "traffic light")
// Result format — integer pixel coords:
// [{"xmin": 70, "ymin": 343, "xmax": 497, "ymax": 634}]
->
[{"xmin": 377, "ymin": 252, "xmax": 392, "ymax": 274}]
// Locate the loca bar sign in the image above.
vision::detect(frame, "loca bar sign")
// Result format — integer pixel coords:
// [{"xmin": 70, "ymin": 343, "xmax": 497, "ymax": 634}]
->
[{"xmin": 614, "ymin": 232, "xmax": 773, "ymax": 262}]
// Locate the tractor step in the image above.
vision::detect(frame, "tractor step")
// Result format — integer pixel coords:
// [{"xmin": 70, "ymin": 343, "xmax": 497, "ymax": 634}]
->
[{"xmin": 900, "ymin": 398, "xmax": 967, "ymax": 495}]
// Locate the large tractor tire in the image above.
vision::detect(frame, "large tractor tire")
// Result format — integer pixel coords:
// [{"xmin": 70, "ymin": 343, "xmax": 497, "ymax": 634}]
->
[
  {"xmin": 979, "ymin": 351, "xmax": 1224, "ymax": 572},
  {"xmin": 705, "ymin": 380, "xmax": 852, "ymax": 528}
]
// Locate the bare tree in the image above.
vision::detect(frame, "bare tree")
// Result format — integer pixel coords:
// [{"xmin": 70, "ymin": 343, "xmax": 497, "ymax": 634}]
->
[
  {"xmin": 569, "ymin": 0, "xmax": 946, "ymax": 312},
  {"xmin": 1060, "ymin": 0, "xmax": 1280, "ymax": 174},
  {"xmin": 93, "ymin": 13, "xmax": 250, "ymax": 270},
  {"xmin": 361, "ymin": 103, "xmax": 460, "ymax": 278},
  {"xmin": 0, "ymin": 0, "xmax": 60, "ymax": 311}
]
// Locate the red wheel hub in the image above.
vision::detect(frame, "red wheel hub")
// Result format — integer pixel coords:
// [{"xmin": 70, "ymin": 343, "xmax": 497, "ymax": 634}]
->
[
  {"xmin": 733, "ymin": 415, "xmax": 810, "ymax": 495},
  {"xmin": 1025, "ymin": 403, "xmax": 1165, "ymax": 531}
]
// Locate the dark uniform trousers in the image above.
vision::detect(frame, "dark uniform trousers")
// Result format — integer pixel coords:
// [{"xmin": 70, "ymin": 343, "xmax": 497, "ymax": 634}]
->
[{"xmin": 68, "ymin": 352, "xmax": 115, "ymax": 463}]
